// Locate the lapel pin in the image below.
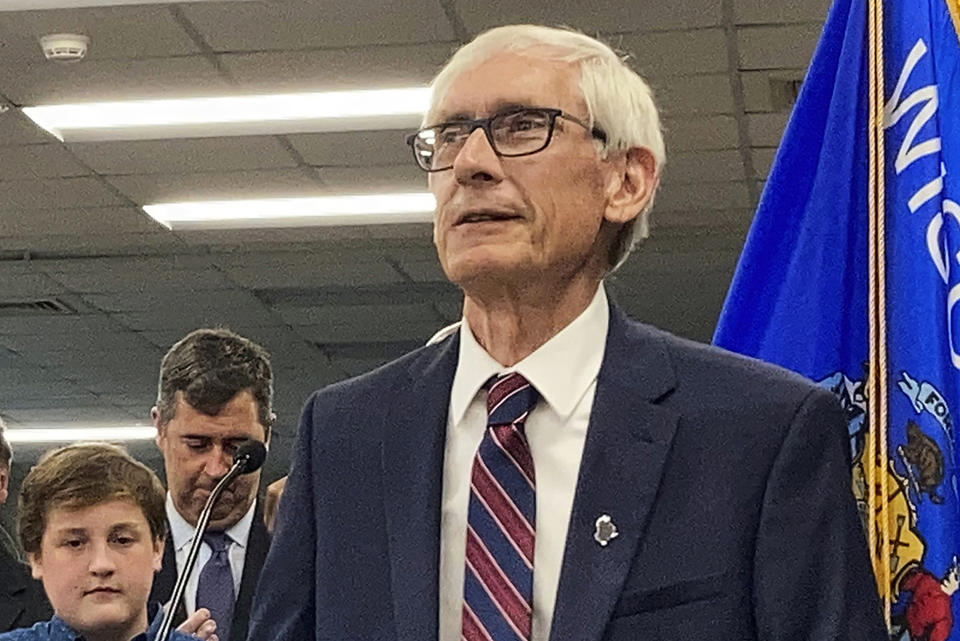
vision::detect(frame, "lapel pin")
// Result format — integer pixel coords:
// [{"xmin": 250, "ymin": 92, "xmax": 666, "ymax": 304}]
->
[{"xmin": 594, "ymin": 514, "xmax": 619, "ymax": 546}]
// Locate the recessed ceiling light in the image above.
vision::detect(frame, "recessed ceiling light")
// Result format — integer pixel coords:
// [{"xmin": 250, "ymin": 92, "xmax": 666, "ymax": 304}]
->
[
  {"xmin": 143, "ymin": 192, "xmax": 436, "ymax": 230},
  {"xmin": 22, "ymin": 87, "xmax": 431, "ymax": 141},
  {"xmin": 5, "ymin": 426, "xmax": 157, "ymax": 443}
]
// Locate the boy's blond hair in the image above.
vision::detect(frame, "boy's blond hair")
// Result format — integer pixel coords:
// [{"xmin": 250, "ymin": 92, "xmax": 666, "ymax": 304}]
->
[{"xmin": 19, "ymin": 442, "xmax": 167, "ymax": 554}]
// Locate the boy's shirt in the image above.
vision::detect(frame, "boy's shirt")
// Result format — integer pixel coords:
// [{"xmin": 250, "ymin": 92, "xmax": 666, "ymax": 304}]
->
[{"xmin": 0, "ymin": 604, "xmax": 194, "ymax": 641}]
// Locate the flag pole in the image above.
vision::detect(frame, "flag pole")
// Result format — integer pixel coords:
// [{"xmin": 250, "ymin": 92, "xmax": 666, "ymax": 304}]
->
[{"xmin": 866, "ymin": 0, "xmax": 891, "ymax": 626}]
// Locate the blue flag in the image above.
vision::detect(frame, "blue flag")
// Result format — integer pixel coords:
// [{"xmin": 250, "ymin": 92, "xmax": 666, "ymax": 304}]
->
[{"xmin": 713, "ymin": 0, "xmax": 960, "ymax": 637}]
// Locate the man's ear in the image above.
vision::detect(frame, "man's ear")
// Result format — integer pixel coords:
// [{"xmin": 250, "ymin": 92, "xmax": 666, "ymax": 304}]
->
[
  {"xmin": 0, "ymin": 468, "xmax": 8, "ymax": 506},
  {"xmin": 152, "ymin": 536, "xmax": 165, "ymax": 573},
  {"xmin": 603, "ymin": 147, "xmax": 659, "ymax": 225},
  {"xmin": 152, "ymin": 407, "xmax": 165, "ymax": 448},
  {"xmin": 264, "ymin": 414, "xmax": 277, "ymax": 447},
  {"xmin": 27, "ymin": 552, "xmax": 43, "ymax": 580}
]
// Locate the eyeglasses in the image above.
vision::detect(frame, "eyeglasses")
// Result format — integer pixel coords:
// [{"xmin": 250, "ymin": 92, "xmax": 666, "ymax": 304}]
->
[{"xmin": 406, "ymin": 107, "xmax": 607, "ymax": 172}]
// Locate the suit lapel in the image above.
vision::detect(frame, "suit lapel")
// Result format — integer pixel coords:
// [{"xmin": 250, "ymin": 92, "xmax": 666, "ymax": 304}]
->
[
  {"xmin": 231, "ymin": 505, "xmax": 270, "ymax": 641},
  {"xmin": 0, "ymin": 552, "xmax": 28, "ymax": 632},
  {"xmin": 382, "ymin": 335, "xmax": 460, "ymax": 641},
  {"xmin": 549, "ymin": 305, "xmax": 680, "ymax": 641},
  {"xmin": 150, "ymin": 534, "xmax": 178, "ymax": 605}
]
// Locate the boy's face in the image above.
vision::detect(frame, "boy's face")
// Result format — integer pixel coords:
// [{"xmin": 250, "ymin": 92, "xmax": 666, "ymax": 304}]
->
[{"xmin": 28, "ymin": 498, "xmax": 163, "ymax": 641}]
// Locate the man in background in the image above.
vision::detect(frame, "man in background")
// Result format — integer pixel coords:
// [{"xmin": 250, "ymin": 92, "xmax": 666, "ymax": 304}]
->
[
  {"xmin": 149, "ymin": 329, "xmax": 273, "ymax": 641},
  {"xmin": 0, "ymin": 416, "xmax": 51, "ymax": 633}
]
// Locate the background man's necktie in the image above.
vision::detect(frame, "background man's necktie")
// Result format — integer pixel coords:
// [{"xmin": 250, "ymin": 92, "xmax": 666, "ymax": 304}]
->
[
  {"xmin": 462, "ymin": 373, "xmax": 540, "ymax": 641},
  {"xmin": 196, "ymin": 532, "xmax": 235, "ymax": 641}
]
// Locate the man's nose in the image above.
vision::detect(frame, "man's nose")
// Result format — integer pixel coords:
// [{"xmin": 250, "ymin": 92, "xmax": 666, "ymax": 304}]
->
[
  {"xmin": 88, "ymin": 541, "xmax": 117, "ymax": 576},
  {"xmin": 202, "ymin": 446, "xmax": 232, "ymax": 479},
  {"xmin": 452, "ymin": 127, "xmax": 504, "ymax": 186}
]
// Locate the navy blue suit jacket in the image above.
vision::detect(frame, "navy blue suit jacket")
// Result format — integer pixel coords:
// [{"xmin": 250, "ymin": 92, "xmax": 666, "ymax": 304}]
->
[{"xmin": 248, "ymin": 303, "xmax": 886, "ymax": 641}]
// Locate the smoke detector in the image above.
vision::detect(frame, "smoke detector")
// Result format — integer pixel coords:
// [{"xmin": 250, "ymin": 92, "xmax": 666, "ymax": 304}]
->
[{"xmin": 39, "ymin": 34, "xmax": 90, "ymax": 62}]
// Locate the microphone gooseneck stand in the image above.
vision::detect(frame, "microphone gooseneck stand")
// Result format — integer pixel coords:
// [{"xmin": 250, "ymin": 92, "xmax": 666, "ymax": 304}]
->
[{"xmin": 156, "ymin": 441, "xmax": 267, "ymax": 641}]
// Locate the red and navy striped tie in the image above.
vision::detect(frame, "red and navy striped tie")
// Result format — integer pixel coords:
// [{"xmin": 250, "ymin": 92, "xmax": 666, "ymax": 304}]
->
[{"xmin": 462, "ymin": 372, "xmax": 539, "ymax": 641}]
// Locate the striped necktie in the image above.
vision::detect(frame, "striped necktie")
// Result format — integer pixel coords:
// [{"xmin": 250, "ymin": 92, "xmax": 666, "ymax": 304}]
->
[{"xmin": 462, "ymin": 372, "xmax": 540, "ymax": 641}]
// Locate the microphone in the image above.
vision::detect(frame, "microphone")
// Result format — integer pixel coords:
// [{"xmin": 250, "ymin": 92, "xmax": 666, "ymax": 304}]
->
[{"xmin": 157, "ymin": 440, "xmax": 268, "ymax": 641}]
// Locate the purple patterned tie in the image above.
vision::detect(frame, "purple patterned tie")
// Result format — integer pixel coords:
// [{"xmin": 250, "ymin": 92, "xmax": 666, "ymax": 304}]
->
[
  {"xmin": 196, "ymin": 532, "xmax": 235, "ymax": 641},
  {"xmin": 462, "ymin": 372, "xmax": 539, "ymax": 641}
]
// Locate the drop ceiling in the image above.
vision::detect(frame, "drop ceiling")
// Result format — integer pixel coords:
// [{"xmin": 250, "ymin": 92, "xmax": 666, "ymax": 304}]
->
[{"xmin": 0, "ymin": 0, "xmax": 827, "ymax": 487}]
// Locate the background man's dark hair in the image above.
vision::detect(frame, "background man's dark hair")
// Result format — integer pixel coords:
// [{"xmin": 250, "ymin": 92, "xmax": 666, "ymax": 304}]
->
[{"xmin": 156, "ymin": 328, "xmax": 274, "ymax": 435}]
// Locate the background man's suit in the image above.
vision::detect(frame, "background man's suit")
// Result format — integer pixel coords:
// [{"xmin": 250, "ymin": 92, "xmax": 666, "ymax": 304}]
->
[
  {"xmin": 248, "ymin": 302, "xmax": 886, "ymax": 641},
  {"xmin": 150, "ymin": 504, "xmax": 270, "ymax": 641},
  {"xmin": 0, "ymin": 548, "xmax": 51, "ymax": 634}
]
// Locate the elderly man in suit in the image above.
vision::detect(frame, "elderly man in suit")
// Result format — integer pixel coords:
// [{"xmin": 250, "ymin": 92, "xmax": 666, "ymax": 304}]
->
[
  {"xmin": 149, "ymin": 329, "xmax": 272, "ymax": 641},
  {"xmin": 249, "ymin": 24, "xmax": 886, "ymax": 641}
]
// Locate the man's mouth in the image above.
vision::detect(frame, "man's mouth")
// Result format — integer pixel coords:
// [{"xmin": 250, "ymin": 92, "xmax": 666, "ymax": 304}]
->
[
  {"xmin": 455, "ymin": 210, "xmax": 522, "ymax": 226},
  {"xmin": 85, "ymin": 587, "xmax": 121, "ymax": 596}
]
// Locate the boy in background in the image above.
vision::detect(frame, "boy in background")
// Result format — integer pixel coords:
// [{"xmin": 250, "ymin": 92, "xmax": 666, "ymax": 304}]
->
[{"xmin": 0, "ymin": 443, "xmax": 212, "ymax": 641}]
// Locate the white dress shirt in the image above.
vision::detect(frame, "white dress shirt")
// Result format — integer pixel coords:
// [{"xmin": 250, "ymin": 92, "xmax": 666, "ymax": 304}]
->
[
  {"xmin": 165, "ymin": 494, "xmax": 256, "ymax": 614},
  {"xmin": 438, "ymin": 285, "xmax": 610, "ymax": 641}
]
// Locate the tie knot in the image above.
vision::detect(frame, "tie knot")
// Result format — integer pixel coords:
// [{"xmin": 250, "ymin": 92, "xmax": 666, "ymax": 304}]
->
[
  {"xmin": 485, "ymin": 372, "xmax": 539, "ymax": 427},
  {"xmin": 203, "ymin": 532, "xmax": 231, "ymax": 554}
]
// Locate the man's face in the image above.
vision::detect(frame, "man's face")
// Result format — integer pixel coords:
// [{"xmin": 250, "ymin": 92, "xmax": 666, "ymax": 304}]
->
[
  {"xmin": 429, "ymin": 52, "xmax": 622, "ymax": 290},
  {"xmin": 153, "ymin": 390, "xmax": 267, "ymax": 530},
  {"xmin": 29, "ymin": 499, "xmax": 162, "ymax": 641}
]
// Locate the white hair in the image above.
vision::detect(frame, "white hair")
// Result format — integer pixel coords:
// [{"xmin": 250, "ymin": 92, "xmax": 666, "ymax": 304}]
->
[{"xmin": 427, "ymin": 24, "xmax": 666, "ymax": 270}]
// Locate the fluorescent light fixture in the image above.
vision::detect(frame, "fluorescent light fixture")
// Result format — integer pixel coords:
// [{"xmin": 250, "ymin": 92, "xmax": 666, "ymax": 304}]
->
[
  {"xmin": 1, "ymin": 1, "xmax": 254, "ymax": 10},
  {"xmin": 22, "ymin": 87, "xmax": 431, "ymax": 142},
  {"xmin": 143, "ymin": 192, "xmax": 436, "ymax": 230},
  {"xmin": 5, "ymin": 426, "xmax": 157, "ymax": 443}
]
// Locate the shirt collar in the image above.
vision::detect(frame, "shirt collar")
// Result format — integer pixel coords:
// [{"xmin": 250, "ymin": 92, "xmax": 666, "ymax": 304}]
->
[
  {"xmin": 49, "ymin": 603, "xmax": 163, "ymax": 641},
  {"xmin": 165, "ymin": 493, "xmax": 256, "ymax": 553},
  {"xmin": 450, "ymin": 284, "xmax": 609, "ymax": 424}
]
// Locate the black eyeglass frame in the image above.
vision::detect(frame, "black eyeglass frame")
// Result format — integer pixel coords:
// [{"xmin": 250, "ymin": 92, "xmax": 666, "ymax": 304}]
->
[{"xmin": 405, "ymin": 107, "xmax": 608, "ymax": 172}]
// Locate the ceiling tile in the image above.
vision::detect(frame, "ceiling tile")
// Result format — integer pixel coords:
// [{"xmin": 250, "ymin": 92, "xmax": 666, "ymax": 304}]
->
[
  {"xmin": 0, "ymin": 272, "xmax": 66, "ymax": 298},
  {"xmin": 46, "ymin": 266, "xmax": 235, "ymax": 293},
  {"xmin": 0, "ymin": 143, "xmax": 90, "ymax": 180},
  {"xmin": 752, "ymin": 147, "xmax": 777, "ymax": 177},
  {"xmin": 734, "ymin": 0, "xmax": 831, "ymax": 25},
  {"xmin": 655, "ymin": 181, "xmax": 752, "ymax": 211},
  {"xmin": 1, "ymin": 56, "xmax": 229, "ymax": 104},
  {"xmin": 106, "ymin": 168, "xmax": 323, "ymax": 203},
  {"xmin": 0, "ymin": 110, "xmax": 56, "ymax": 146},
  {"xmin": 112, "ymin": 308, "xmax": 278, "ymax": 333},
  {"xmin": 80, "ymin": 287, "xmax": 261, "ymax": 314},
  {"xmin": 619, "ymin": 29, "xmax": 728, "ymax": 79},
  {"xmin": 662, "ymin": 116, "xmax": 739, "ymax": 152},
  {"xmin": 68, "ymin": 136, "xmax": 299, "ymax": 176},
  {"xmin": 182, "ymin": 0, "xmax": 454, "ymax": 51},
  {"xmin": 3, "ymin": 231, "xmax": 181, "ymax": 255},
  {"xmin": 746, "ymin": 112, "xmax": 789, "ymax": 147},
  {"xmin": 0, "ymin": 312, "xmax": 123, "ymax": 338},
  {"xmin": 0, "ymin": 5, "xmax": 199, "ymax": 65},
  {"xmin": 0, "ymin": 177, "xmax": 127, "ymax": 209},
  {"xmin": 457, "ymin": 0, "xmax": 723, "ymax": 34},
  {"xmin": 0, "ymin": 206, "xmax": 160, "ymax": 236},
  {"xmin": 291, "ymin": 303, "xmax": 444, "ymax": 343},
  {"xmin": 218, "ymin": 44, "xmax": 453, "ymax": 92},
  {"xmin": 662, "ymin": 150, "xmax": 747, "ymax": 184},
  {"xmin": 740, "ymin": 70, "xmax": 803, "ymax": 112},
  {"xmin": 654, "ymin": 74, "xmax": 734, "ymax": 117},
  {"xmin": 287, "ymin": 129, "xmax": 412, "ymax": 168},
  {"xmin": 224, "ymin": 259, "xmax": 405, "ymax": 289},
  {"xmin": 318, "ymin": 165, "xmax": 424, "ymax": 191},
  {"xmin": 737, "ymin": 24, "xmax": 821, "ymax": 70}
]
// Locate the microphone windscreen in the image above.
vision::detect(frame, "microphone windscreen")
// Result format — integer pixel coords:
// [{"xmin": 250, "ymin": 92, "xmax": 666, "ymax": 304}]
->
[{"xmin": 234, "ymin": 440, "xmax": 267, "ymax": 473}]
